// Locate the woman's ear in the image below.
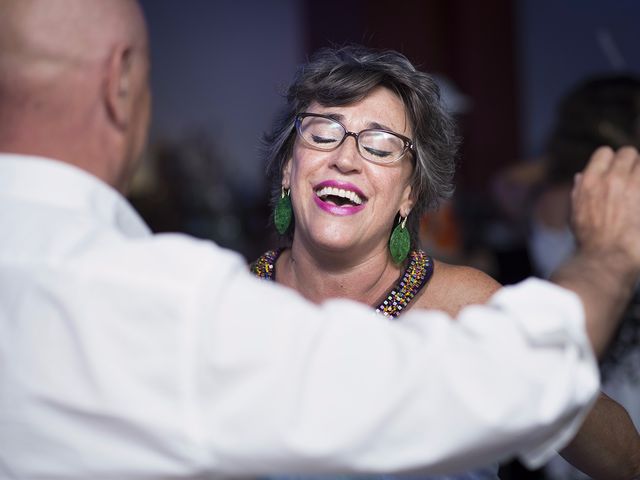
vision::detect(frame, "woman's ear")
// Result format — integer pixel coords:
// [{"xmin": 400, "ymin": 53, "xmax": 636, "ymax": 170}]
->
[
  {"xmin": 399, "ymin": 184, "xmax": 414, "ymax": 217},
  {"xmin": 104, "ymin": 45, "xmax": 134, "ymax": 131},
  {"xmin": 282, "ymin": 158, "xmax": 293, "ymax": 189}
]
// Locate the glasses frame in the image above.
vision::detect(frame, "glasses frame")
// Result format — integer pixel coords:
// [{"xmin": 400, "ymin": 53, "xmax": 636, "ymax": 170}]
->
[{"xmin": 295, "ymin": 112, "xmax": 415, "ymax": 165}]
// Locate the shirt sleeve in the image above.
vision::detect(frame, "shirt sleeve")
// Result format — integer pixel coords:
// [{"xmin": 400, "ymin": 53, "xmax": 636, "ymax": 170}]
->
[
  {"xmin": 0, "ymin": 236, "xmax": 598, "ymax": 478},
  {"xmin": 189, "ymin": 244, "xmax": 598, "ymax": 476}
]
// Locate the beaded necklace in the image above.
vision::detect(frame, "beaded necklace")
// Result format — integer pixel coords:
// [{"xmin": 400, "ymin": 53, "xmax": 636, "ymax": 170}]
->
[{"xmin": 249, "ymin": 249, "xmax": 433, "ymax": 319}]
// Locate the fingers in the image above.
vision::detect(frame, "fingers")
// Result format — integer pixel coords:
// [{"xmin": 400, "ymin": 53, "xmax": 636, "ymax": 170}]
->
[
  {"xmin": 580, "ymin": 146, "xmax": 640, "ymax": 188},
  {"xmin": 572, "ymin": 145, "xmax": 638, "ymax": 228},
  {"xmin": 572, "ymin": 145, "xmax": 640, "ymax": 266},
  {"xmin": 609, "ymin": 146, "xmax": 639, "ymax": 176},
  {"xmin": 571, "ymin": 173, "xmax": 583, "ymax": 206},
  {"xmin": 582, "ymin": 146, "xmax": 615, "ymax": 178}
]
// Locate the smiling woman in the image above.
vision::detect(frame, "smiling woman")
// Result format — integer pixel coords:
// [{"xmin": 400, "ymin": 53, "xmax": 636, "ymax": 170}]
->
[
  {"xmin": 252, "ymin": 46, "xmax": 490, "ymax": 315},
  {"xmin": 251, "ymin": 47, "xmax": 501, "ymax": 480},
  {"xmin": 249, "ymin": 45, "xmax": 640, "ymax": 480}
]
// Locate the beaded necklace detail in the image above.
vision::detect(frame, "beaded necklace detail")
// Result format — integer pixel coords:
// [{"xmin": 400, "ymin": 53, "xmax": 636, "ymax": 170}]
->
[
  {"xmin": 249, "ymin": 249, "xmax": 433, "ymax": 319},
  {"xmin": 375, "ymin": 250, "xmax": 432, "ymax": 318},
  {"xmin": 250, "ymin": 249, "xmax": 281, "ymax": 280}
]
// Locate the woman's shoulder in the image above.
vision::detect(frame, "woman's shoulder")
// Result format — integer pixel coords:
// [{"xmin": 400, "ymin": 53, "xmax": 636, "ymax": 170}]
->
[{"xmin": 414, "ymin": 259, "xmax": 501, "ymax": 316}]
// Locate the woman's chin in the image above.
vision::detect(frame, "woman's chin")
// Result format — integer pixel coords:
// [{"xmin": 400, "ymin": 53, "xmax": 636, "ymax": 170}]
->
[{"xmin": 301, "ymin": 233, "xmax": 360, "ymax": 256}]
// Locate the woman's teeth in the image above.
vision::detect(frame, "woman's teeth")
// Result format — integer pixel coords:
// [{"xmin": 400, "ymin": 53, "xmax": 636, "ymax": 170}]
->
[{"xmin": 315, "ymin": 186, "xmax": 363, "ymax": 205}]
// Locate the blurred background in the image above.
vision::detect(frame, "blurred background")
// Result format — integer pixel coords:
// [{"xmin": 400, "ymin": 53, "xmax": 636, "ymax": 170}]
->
[
  {"xmin": 132, "ymin": 2, "xmax": 640, "ymax": 478},
  {"xmin": 133, "ymin": 0, "xmax": 639, "ymax": 270}
]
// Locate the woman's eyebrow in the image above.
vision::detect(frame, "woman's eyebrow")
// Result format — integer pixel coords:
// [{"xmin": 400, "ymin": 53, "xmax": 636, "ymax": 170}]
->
[
  {"xmin": 320, "ymin": 112, "xmax": 344, "ymax": 122},
  {"xmin": 317, "ymin": 112, "xmax": 398, "ymax": 133},
  {"xmin": 368, "ymin": 120, "xmax": 395, "ymax": 131}
]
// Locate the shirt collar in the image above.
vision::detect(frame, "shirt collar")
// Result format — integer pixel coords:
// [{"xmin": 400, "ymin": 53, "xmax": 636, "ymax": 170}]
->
[{"xmin": 0, "ymin": 153, "xmax": 151, "ymax": 238}]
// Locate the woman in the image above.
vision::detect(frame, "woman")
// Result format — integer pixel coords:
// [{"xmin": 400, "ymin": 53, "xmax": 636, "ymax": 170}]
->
[{"xmin": 251, "ymin": 46, "xmax": 640, "ymax": 480}]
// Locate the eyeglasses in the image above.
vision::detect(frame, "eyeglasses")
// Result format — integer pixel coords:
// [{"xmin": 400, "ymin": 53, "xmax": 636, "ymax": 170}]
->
[{"xmin": 295, "ymin": 113, "xmax": 415, "ymax": 165}]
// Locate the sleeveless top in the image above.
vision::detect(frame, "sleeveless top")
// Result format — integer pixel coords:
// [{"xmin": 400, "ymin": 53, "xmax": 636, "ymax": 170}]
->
[{"xmin": 249, "ymin": 248, "xmax": 500, "ymax": 480}]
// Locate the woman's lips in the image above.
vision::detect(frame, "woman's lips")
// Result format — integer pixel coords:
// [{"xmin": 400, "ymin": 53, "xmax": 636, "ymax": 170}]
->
[
  {"xmin": 314, "ymin": 180, "xmax": 366, "ymax": 199},
  {"xmin": 313, "ymin": 194, "xmax": 365, "ymax": 215},
  {"xmin": 312, "ymin": 180, "xmax": 367, "ymax": 216}
]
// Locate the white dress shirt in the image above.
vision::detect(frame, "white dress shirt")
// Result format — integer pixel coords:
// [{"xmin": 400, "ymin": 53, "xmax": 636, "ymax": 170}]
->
[{"xmin": 0, "ymin": 154, "xmax": 598, "ymax": 479}]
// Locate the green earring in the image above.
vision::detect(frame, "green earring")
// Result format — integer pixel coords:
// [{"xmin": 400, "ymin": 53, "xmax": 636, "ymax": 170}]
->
[
  {"xmin": 274, "ymin": 187, "xmax": 292, "ymax": 235},
  {"xmin": 389, "ymin": 215, "xmax": 410, "ymax": 264}
]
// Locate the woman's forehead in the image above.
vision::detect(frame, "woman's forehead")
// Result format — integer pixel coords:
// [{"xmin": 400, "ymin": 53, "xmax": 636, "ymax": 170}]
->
[{"xmin": 307, "ymin": 87, "xmax": 412, "ymax": 136}]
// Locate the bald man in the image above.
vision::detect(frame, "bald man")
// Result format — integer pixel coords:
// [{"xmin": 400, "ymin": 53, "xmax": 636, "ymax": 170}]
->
[
  {"xmin": 0, "ymin": 1, "xmax": 640, "ymax": 479},
  {"xmin": 0, "ymin": 0, "xmax": 150, "ymax": 189}
]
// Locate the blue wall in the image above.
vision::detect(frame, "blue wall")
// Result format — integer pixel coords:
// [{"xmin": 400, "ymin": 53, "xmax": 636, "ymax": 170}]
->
[{"xmin": 517, "ymin": 0, "xmax": 640, "ymax": 157}]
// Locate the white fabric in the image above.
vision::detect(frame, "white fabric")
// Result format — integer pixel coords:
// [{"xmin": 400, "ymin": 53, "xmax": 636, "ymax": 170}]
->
[{"xmin": 0, "ymin": 154, "xmax": 599, "ymax": 479}]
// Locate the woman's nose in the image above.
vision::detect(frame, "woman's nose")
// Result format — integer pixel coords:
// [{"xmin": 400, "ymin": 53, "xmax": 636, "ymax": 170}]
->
[{"xmin": 331, "ymin": 134, "xmax": 363, "ymax": 173}]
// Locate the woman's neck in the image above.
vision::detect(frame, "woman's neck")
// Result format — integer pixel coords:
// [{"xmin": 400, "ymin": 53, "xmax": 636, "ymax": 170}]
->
[{"xmin": 276, "ymin": 238, "xmax": 405, "ymax": 306}]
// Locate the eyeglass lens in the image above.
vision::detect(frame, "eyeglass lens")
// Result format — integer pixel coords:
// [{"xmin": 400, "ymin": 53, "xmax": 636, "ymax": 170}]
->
[{"xmin": 297, "ymin": 115, "xmax": 407, "ymax": 164}]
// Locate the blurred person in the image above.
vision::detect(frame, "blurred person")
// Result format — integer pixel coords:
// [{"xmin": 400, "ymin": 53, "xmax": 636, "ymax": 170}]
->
[
  {"xmin": 128, "ymin": 134, "xmax": 268, "ymax": 260},
  {"xmin": 251, "ymin": 46, "xmax": 640, "ymax": 480},
  {"xmin": 530, "ymin": 75, "xmax": 640, "ymax": 278},
  {"xmin": 0, "ymin": 1, "xmax": 639, "ymax": 478}
]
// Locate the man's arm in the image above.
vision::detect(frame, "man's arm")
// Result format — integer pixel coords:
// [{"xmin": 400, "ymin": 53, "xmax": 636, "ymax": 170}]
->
[
  {"xmin": 549, "ymin": 146, "xmax": 640, "ymax": 479},
  {"xmin": 198, "ymin": 268, "xmax": 596, "ymax": 475},
  {"xmin": 552, "ymin": 146, "xmax": 640, "ymax": 358},
  {"xmin": 559, "ymin": 392, "xmax": 640, "ymax": 480}
]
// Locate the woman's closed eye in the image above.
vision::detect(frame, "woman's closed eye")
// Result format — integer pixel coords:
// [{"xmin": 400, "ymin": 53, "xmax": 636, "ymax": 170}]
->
[
  {"xmin": 311, "ymin": 134, "xmax": 339, "ymax": 145},
  {"xmin": 363, "ymin": 146, "xmax": 392, "ymax": 158}
]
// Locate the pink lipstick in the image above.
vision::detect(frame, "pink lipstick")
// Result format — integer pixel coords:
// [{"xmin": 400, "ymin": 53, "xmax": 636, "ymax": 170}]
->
[{"xmin": 313, "ymin": 180, "xmax": 367, "ymax": 216}]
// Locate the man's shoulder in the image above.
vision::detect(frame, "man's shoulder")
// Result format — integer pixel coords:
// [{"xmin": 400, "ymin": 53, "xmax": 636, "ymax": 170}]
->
[
  {"xmin": 3, "ymin": 226, "xmax": 245, "ymax": 302},
  {"xmin": 73, "ymin": 232, "xmax": 245, "ymax": 289}
]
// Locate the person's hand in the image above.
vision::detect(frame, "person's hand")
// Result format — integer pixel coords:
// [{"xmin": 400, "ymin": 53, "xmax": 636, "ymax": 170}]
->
[
  {"xmin": 552, "ymin": 146, "xmax": 640, "ymax": 357},
  {"xmin": 571, "ymin": 146, "xmax": 640, "ymax": 273}
]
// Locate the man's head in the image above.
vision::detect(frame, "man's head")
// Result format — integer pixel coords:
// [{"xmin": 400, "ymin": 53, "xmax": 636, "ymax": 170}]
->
[{"xmin": 0, "ymin": 0, "xmax": 151, "ymax": 192}]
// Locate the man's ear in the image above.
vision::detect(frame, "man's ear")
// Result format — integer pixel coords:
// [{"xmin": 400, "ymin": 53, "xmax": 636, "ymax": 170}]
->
[{"xmin": 105, "ymin": 45, "xmax": 134, "ymax": 131}]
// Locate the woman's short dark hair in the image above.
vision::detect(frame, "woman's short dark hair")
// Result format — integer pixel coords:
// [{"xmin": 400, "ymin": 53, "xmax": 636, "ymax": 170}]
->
[{"xmin": 263, "ymin": 44, "xmax": 459, "ymax": 246}]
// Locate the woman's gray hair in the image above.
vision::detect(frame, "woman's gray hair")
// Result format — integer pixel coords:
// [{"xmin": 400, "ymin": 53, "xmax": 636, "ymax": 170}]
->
[{"xmin": 263, "ymin": 44, "xmax": 459, "ymax": 246}]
